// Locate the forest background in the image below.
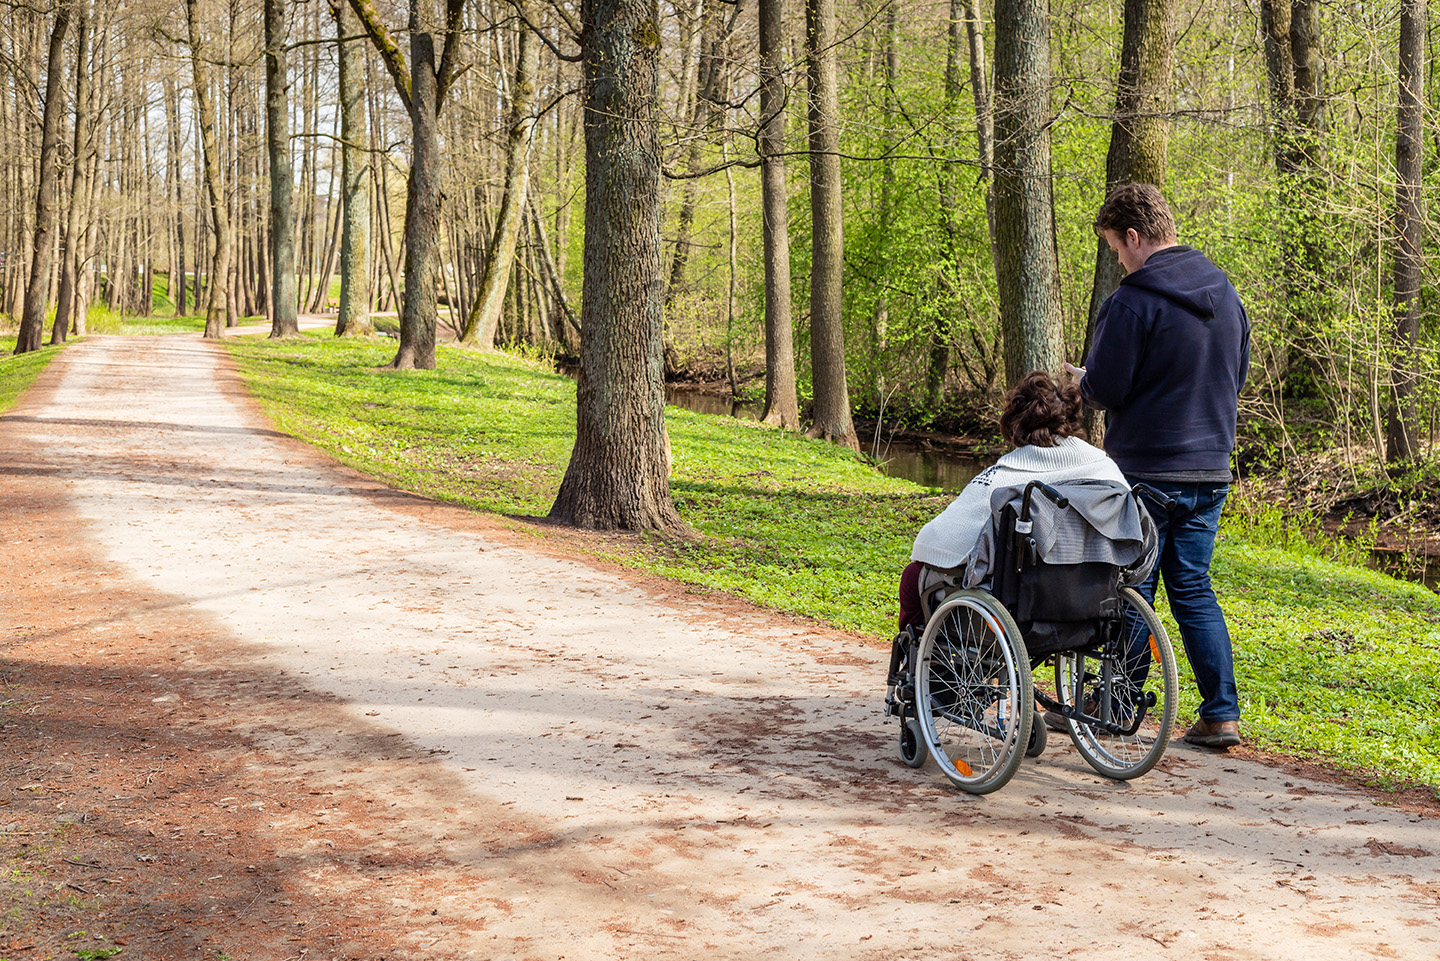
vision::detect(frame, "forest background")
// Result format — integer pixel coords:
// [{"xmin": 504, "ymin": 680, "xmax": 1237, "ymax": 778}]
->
[{"xmin": 1, "ymin": 0, "xmax": 1439, "ymax": 533}]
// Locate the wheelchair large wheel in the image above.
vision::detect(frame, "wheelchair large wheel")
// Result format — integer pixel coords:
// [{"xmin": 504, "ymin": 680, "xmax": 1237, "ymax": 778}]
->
[
  {"xmin": 914, "ymin": 591, "xmax": 1033, "ymax": 795},
  {"xmin": 1056, "ymin": 587, "xmax": 1177, "ymax": 780}
]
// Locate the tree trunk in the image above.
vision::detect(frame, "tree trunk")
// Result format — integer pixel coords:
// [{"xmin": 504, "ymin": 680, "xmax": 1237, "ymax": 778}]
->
[
  {"xmin": 52, "ymin": 0, "xmax": 90, "ymax": 343},
  {"xmin": 549, "ymin": 0, "xmax": 683, "ymax": 531},
  {"xmin": 165, "ymin": 72, "xmax": 188, "ymax": 316},
  {"xmin": 140, "ymin": 102, "xmax": 155, "ymax": 318},
  {"xmin": 758, "ymin": 0, "xmax": 799, "ymax": 428},
  {"xmin": 964, "ymin": 0, "xmax": 995, "ymax": 245},
  {"xmin": 1387, "ymin": 0, "xmax": 1425, "ymax": 463},
  {"xmin": 225, "ymin": 10, "xmax": 242, "ymax": 327},
  {"xmin": 187, "ymin": 0, "xmax": 232, "ymax": 338},
  {"xmin": 308, "ymin": 183, "xmax": 342, "ymax": 312},
  {"xmin": 804, "ymin": 0, "xmax": 858, "ymax": 448},
  {"xmin": 1086, "ymin": 0, "xmax": 1174, "ymax": 321},
  {"xmin": 723, "ymin": 136, "xmax": 740, "ymax": 396},
  {"xmin": 527, "ymin": 192, "xmax": 579, "ymax": 349},
  {"xmin": 1261, "ymin": 0, "xmax": 1327, "ymax": 397},
  {"xmin": 332, "ymin": 0, "xmax": 372, "ymax": 335},
  {"xmin": 870, "ymin": 3, "xmax": 897, "ymax": 408},
  {"xmin": 11, "ymin": 16, "xmax": 39, "ymax": 323},
  {"xmin": 664, "ymin": 0, "xmax": 727, "ymax": 304},
  {"xmin": 461, "ymin": 10, "xmax": 539, "ymax": 347},
  {"xmin": 992, "ymin": 0, "xmax": 1062, "ymax": 386},
  {"xmin": 16, "ymin": 0, "xmax": 71, "ymax": 355},
  {"xmin": 925, "ymin": 0, "xmax": 984, "ymax": 409},
  {"xmin": 395, "ymin": 31, "xmax": 441, "ymax": 368},
  {"xmin": 368, "ymin": 60, "xmax": 403, "ymax": 314},
  {"xmin": 74, "ymin": 142, "xmax": 100, "ymax": 335},
  {"xmin": 1081, "ymin": 0, "xmax": 1175, "ymax": 439},
  {"xmin": 348, "ymin": 0, "xmax": 468, "ymax": 370},
  {"xmin": 266, "ymin": 0, "xmax": 299, "ymax": 336}
]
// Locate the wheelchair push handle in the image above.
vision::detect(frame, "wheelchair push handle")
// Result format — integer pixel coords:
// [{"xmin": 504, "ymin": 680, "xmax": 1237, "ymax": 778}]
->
[
  {"xmin": 1130, "ymin": 482, "xmax": 1178, "ymax": 517},
  {"xmin": 1020, "ymin": 480, "xmax": 1069, "ymax": 520},
  {"xmin": 1013, "ymin": 481, "xmax": 1069, "ymax": 571}
]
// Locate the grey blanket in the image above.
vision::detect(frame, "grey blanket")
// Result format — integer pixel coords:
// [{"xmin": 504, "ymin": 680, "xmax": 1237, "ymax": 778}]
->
[{"xmin": 960, "ymin": 478, "xmax": 1158, "ymax": 589}]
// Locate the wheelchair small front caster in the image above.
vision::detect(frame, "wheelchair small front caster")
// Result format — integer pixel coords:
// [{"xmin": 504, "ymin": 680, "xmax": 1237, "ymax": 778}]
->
[
  {"xmin": 1025, "ymin": 715, "xmax": 1047, "ymax": 758},
  {"xmin": 898, "ymin": 718, "xmax": 927, "ymax": 768}
]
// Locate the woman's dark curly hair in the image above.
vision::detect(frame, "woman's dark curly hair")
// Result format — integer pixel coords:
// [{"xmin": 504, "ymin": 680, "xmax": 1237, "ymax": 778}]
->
[{"xmin": 998, "ymin": 370, "xmax": 1084, "ymax": 448}]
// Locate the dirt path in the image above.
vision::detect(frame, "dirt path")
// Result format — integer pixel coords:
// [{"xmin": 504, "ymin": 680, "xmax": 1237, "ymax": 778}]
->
[{"xmin": 2, "ymin": 335, "xmax": 1437, "ymax": 960}]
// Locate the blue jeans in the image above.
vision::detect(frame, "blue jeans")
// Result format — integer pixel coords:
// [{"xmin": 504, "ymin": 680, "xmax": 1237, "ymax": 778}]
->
[{"xmin": 1129, "ymin": 479, "xmax": 1240, "ymax": 723}]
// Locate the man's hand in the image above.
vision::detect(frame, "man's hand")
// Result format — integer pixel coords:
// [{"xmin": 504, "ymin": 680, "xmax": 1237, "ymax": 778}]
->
[{"xmin": 1063, "ymin": 362, "xmax": 1086, "ymax": 380}]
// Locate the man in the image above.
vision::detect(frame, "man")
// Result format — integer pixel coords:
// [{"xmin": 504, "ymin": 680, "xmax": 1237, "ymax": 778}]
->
[{"xmin": 1067, "ymin": 183, "xmax": 1250, "ymax": 749}]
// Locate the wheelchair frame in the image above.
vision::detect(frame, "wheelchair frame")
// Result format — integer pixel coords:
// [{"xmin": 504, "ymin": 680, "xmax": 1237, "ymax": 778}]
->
[{"xmin": 886, "ymin": 481, "xmax": 1179, "ymax": 795}]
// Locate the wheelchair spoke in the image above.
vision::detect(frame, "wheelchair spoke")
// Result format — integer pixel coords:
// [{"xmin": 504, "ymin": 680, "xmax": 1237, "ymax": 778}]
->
[
  {"xmin": 1059, "ymin": 587, "xmax": 1178, "ymax": 780},
  {"xmin": 915, "ymin": 592, "xmax": 1032, "ymax": 794}
]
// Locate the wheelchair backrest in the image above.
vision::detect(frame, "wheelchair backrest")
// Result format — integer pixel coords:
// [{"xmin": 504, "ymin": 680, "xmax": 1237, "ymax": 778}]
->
[{"xmin": 991, "ymin": 503, "xmax": 1124, "ymax": 656}]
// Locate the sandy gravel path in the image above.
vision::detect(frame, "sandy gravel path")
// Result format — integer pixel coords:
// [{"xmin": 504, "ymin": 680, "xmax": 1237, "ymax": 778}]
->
[{"xmin": 3, "ymin": 335, "xmax": 1438, "ymax": 959}]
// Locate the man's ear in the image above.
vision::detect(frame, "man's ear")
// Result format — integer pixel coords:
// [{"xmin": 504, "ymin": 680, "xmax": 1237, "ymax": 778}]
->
[{"xmin": 1125, "ymin": 227, "xmax": 1141, "ymax": 248}]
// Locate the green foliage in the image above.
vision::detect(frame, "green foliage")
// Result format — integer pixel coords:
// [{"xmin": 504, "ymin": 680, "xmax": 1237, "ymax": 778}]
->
[
  {"xmin": 118, "ymin": 315, "xmax": 207, "ymax": 336},
  {"xmin": 1221, "ymin": 485, "xmax": 1376, "ymax": 566},
  {"xmin": 84, "ymin": 303, "xmax": 124, "ymax": 334},
  {"xmin": 0, "ymin": 338, "xmax": 61, "ymax": 413},
  {"xmin": 226, "ymin": 339, "xmax": 1440, "ymax": 793}
]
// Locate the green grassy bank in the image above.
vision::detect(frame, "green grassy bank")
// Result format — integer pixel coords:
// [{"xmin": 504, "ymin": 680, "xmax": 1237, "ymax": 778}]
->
[
  {"xmin": 221, "ymin": 335, "xmax": 1440, "ymax": 797},
  {"xmin": 0, "ymin": 336, "xmax": 61, "ymax": 414}
]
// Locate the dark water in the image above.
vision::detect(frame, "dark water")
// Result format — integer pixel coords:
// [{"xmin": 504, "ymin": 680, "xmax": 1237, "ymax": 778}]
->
[
  {"xmin": 864, "ymin": 438, "xmax": 987, "ymax": 491},
  {"xmin": 1368, "ymin": 550, "xmax": 1440, "ymax": 593},
  {"xmin": 667, "ymin": 387, "xmax": 763, "ymax": 422},
  {"xmin": 664, "ymin": 386, "xmax": 985, "ymax": 491}
]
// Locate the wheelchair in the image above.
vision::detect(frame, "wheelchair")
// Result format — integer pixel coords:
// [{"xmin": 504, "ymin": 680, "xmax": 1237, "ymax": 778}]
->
[{"xmin": 885, "ymin": 481, "xmax": 1178, "ymax": 795}]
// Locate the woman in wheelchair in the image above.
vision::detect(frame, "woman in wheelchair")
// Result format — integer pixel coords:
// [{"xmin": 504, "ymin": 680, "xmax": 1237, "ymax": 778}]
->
[{"xmin": 886, "ymin": 370, "xmax": 1178, "ymax": 794}]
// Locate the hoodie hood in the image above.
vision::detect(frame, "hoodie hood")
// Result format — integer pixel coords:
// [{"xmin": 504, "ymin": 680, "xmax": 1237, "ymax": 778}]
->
[{"xmin": 1119, "ymin": 245, "xmax": 1232, "ymax": 319}]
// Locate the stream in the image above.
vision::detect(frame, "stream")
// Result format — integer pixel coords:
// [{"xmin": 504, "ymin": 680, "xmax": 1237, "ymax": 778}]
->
[{"xmin": 664, "ymin": 386, "xmax": 987, "ymax": 491}]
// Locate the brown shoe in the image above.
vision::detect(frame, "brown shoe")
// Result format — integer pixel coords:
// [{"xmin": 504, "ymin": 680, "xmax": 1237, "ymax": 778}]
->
[{"xmin": 1183, "ymin": 719, "xmax": 1241, "ymax": 749}]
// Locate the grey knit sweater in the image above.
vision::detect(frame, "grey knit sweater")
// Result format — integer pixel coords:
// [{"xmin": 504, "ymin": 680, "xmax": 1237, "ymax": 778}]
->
[{"xmin": 910, "ymin": 436, "xmax": 1127, "ymax": 569}]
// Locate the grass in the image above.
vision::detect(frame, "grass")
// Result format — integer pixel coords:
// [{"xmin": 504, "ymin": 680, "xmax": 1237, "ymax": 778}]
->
[
  {"xmin": 0, "ymin": 334, "xmax": 62, "ymax": 414},
  {"xmin": 223, "ymin": 335, "xmax": 1440, "ymax": 797},
  {"xmin": 87, "ymin": 301, "xmax": 206, "ymax": 336}
]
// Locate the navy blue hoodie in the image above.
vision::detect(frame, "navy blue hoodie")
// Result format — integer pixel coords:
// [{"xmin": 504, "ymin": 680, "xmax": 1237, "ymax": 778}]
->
[{"xmin": 1081, "ymin": 246, "xmax": 1250, "ymax": 475}]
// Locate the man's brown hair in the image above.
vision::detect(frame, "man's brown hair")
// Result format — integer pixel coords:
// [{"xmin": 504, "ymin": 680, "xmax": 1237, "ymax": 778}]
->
[
  {"xmin": 1093, "ymin": 182, "xmax": 1176, "ymax": 244},
  {"xmin": 999, "ymin": 370, "xmax": 1084, "ymax": 448}
]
